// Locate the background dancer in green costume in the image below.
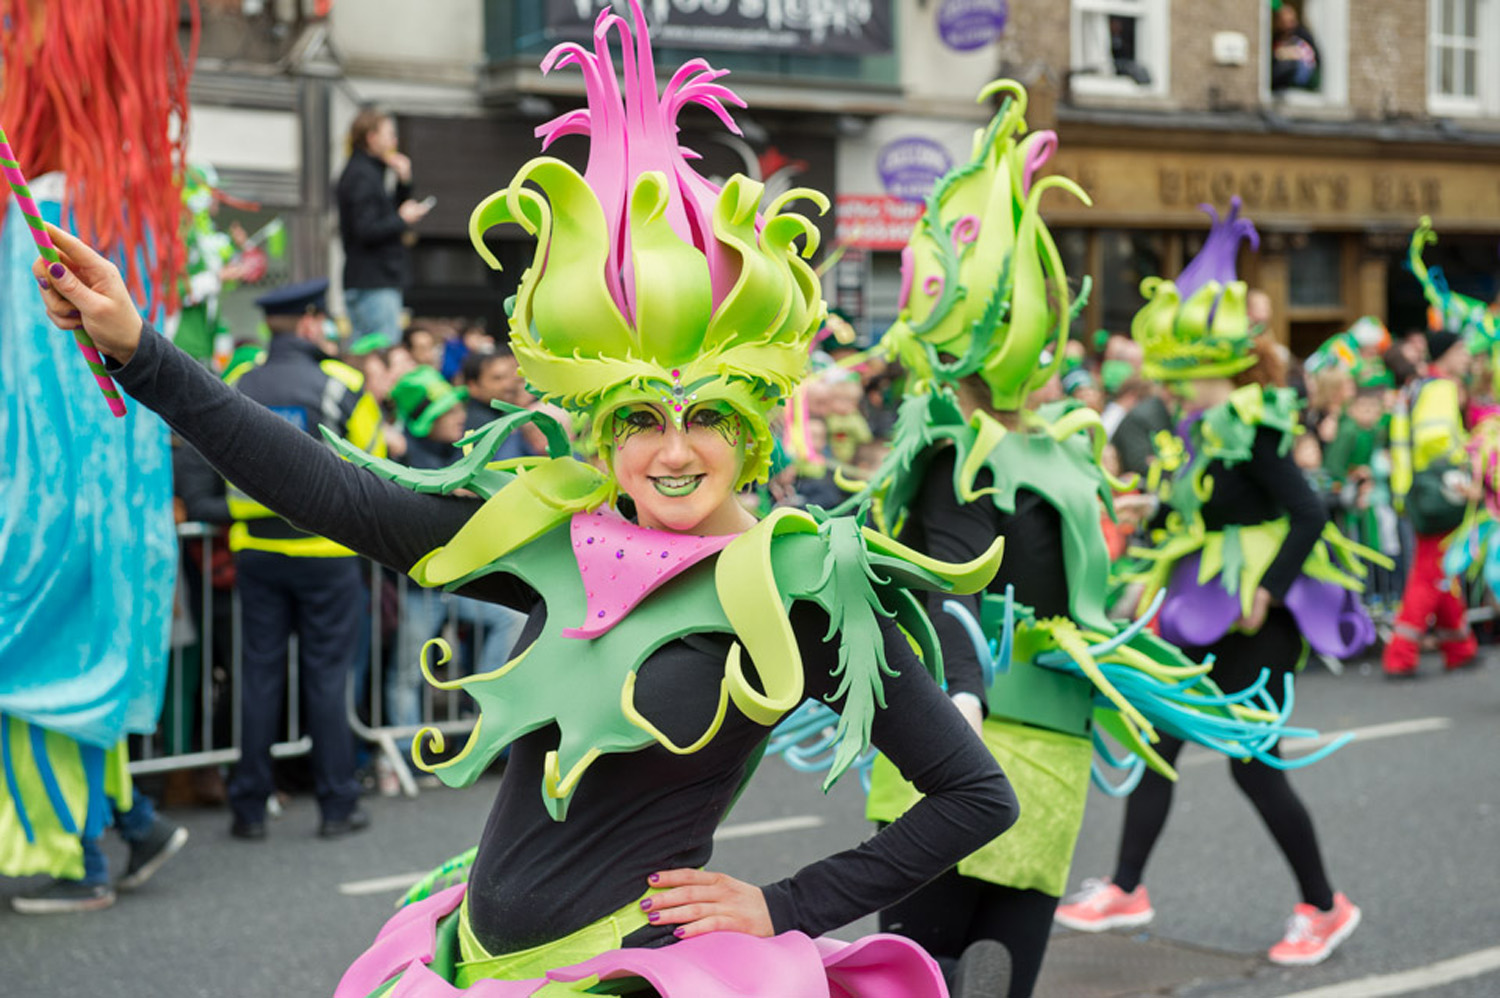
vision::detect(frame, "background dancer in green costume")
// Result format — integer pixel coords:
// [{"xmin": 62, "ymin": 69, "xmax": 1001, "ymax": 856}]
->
[
  {"xmin": 35, "ymin": 6, "xmax": 1021, "ymax": 995},
  {"xmin": 1057, "ymin": 198, "xmax": 1384, "ymax": 968},
  {"xmin": 811, "ymin": 87, "xmax": 1346, "ymax": 997}
]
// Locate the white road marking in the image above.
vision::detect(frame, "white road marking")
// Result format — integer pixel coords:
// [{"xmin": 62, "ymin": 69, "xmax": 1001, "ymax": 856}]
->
[
  {"xmin": 714, "ymin": 814, "xmax": 825, "ymax": 841},
  {"xmin": 1277, "ymin": 945, "xmax": 1500, "ymax": 998},
  {"xmin": 339, "ymin": 872, "xmax": 426, "ymax": 896},
  {"xmin": 1182, "ymin": 716, "xmax": 1452, "ymax": 767},
  {"xmin": 338, "ymin": 815, "xmax": 826, "ymax": 895}
]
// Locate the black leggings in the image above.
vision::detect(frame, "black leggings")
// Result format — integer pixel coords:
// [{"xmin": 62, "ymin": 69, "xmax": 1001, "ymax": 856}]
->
[
  {"xmin": 880, "ymin": 867, "xmax": 1058, "ymax": 998},
  {"xmin": 1111, "ymin": 608, "xmax": 1336, "ymax": 911}
]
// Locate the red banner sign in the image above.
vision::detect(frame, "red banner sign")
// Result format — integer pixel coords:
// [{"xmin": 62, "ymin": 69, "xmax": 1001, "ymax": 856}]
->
[{"xmin": 834, "ymin": 195, "xmax": 924, "ymax": 251}]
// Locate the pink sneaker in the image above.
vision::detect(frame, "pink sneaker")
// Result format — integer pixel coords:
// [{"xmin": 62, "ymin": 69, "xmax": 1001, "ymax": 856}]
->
[
  {"xmin": 1268, "ymin": 893, "xmax": 1361, "ymax": 966},
  {"xmin": 1053, "ymin": 878, "xmax": 1155, "ymax": 932}
]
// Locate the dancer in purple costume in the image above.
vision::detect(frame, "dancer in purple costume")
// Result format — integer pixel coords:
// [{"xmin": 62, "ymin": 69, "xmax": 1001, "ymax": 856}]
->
[{"xmin": 1055, "ymin": 200, "xmax": 1384, "ymax": 968}]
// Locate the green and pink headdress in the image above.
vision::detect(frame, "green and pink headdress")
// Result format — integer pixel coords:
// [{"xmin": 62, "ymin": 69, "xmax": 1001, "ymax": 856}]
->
[
  {"xmin": 1133, "ymin": 197, "xmax": 1261, "ymax": 381},
  {"xmin": 881, "ymin": 82, "xmax": 1090, "ymax": 411},
  {"xmin": 469, "ymin": 1, "xmax": 828, "ymax": 489}
]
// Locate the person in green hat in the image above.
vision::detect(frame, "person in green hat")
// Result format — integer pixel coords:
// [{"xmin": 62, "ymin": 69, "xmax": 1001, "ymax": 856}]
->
[{"xmin": 391, "ymin": 365, "xmax": 469, "ymax": 468}]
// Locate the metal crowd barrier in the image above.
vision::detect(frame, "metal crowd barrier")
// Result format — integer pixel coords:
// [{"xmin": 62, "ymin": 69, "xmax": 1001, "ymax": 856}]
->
[{"xmin": 130, "ymin": 523, "xmax": 515, "ymax": 800}]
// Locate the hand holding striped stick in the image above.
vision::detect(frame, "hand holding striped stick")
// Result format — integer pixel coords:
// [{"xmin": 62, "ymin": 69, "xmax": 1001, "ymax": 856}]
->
[{"xmin": 0, "ymin": 125, "xmax": 127, "ymax": 417}]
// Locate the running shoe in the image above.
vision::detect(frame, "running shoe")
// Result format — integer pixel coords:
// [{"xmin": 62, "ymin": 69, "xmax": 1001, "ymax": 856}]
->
[
  {"xmin": 1268, "ymin": 893, "xmax": 1361, "ymax": 966},
  {"xmin": 1053, "ymin": 878, "xmax": 1154, "ymax": 932}
]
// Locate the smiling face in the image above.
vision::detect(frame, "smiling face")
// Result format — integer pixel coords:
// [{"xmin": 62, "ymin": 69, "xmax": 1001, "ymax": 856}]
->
[{"xmin": 608, "ymin": 400, "xmax": 753, "ymax": 536}]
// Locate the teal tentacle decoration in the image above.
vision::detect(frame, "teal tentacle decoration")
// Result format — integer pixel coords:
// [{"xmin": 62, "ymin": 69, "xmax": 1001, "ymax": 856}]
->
[
  {"xmin": 765, "ymin": 700, "xmax": 877, "ymax": 792},
  {"xmin": 942, "ymin": 598, "xmax": 998, "ymax": 687},
  {"xmin": 1090, "ymin": 731, "xmax": 1146, "ymax": 797},
  {"xmin": 995, "ymin": 584, "xmax": 1015, "ymax": 678}
]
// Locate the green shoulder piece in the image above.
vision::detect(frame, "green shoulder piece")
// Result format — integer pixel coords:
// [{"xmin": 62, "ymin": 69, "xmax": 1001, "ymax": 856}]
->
[
  {"xmin": 952, "ymin": 403, "xmax": 1122, "ymax": 633},
  {"xmin": 1198, "ymin": 384, "xmax": 1300, "ymax": 467},
  {"xmin": 833, "ymin": 389, "xmax": 1121, "ymax": 633},
  {"xmin": 407, "ymin": 503, "xmax": 1000, "ymax": 818},
  {"xmin": 412, "ymin": 523, "xmax": 739, "ymax": 821}
]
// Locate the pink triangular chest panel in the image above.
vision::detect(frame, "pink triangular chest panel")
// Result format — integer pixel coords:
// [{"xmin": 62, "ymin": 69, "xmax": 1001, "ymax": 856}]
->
[{"xmin": 562, "ymin": 508, "xmax": 738, "ymax": 640}]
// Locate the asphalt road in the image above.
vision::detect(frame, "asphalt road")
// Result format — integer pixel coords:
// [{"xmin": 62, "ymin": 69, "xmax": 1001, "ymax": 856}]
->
[{"xmin": 1, "ymin": 651, "xmax": 1496, "ymax": 998}]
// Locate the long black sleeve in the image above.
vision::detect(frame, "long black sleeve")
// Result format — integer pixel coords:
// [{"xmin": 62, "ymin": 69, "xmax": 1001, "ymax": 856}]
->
[
  {"xmin": 113, "ymin": 327, "xmax": 536, "ymax": 609},
  {"xmin": 759, "ymin": 609, "xmax": 1017, "ymax": 936}
]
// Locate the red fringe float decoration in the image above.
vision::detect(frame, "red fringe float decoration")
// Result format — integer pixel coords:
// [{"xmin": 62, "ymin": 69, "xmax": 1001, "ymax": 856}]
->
[{"xmin": 0, "ymin": 0, "xmax": 200, "ymax": 314}]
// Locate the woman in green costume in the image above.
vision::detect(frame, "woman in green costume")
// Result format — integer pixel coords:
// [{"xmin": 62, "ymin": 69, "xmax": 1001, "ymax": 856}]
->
[
  {"xmin": 1056, "ymin": 198, "xmax": 1381, "ymax": 968},
  {"xmin": 36, "ymin": 6, "xmax": 1022, "ymax": 996},
  {"xmin": 822, "ymin": 89, "xmax": 1341, "ymax": 997}
]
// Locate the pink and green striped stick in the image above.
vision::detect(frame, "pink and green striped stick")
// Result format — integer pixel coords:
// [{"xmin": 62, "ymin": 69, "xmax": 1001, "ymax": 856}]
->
[{"xmin": 0, "ymin": 125, "xmax": 127, "ymax": 417}]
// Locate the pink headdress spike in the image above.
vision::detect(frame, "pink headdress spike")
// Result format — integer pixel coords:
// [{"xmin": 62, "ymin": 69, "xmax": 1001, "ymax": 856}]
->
[
  {"xmin": 1020, "ymin": 131, "xmax": 1058, "ymax": 196},
  {"xmin": 534, "ymin": 0, "xmax": 749, "ymax": 322}
]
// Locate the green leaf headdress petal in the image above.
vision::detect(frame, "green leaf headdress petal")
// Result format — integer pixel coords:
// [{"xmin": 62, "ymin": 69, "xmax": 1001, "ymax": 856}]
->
[
  {"xmin": 881, "ymin": 80, "xmax": 1090, "ymax": 411},
  {"xmin": 466, "ymin": 0, "xmax": 827, "ymax": 486}
]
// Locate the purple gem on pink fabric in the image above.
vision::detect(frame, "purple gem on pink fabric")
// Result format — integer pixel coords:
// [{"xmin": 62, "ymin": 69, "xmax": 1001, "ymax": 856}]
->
[
  {"xmin": 597, "ymin": 610, "xmax": 606, "ymax": 618},
  {"xmin": 660, "ymin": 551, "xmax": 668, "ymax": 558},
  {"xmin": 616, "ymin": 549, "xmax": 625, "ymax": 558},
  {"xmin": 586, "ymin": 537, "xmax": 594, "ymax": 544}
]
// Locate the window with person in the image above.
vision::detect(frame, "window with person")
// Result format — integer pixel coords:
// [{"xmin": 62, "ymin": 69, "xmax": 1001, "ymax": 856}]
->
[
  {"xmin": 1271, "ymin": 1, "xmax": 1322, "ymax": 92},
  {"xmin": 1071, "ymin": 0, "xmax": 1168, "ymax": 96}
]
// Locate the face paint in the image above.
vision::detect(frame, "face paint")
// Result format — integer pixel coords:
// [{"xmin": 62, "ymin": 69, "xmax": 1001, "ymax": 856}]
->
[
  {"xmin": 685, "ymin": 401, "xmax": 744, "ymax": 449},
  {"xmin": 611, "ymin": 404, "xmax": 666, "ymax": 451},
  {"xmin": 609, "ymin": 399, "xmax": 750, "ymax": 534}
]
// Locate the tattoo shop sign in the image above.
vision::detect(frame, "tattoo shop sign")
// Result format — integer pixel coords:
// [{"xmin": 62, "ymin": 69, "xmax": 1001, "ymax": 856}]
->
[{"xmin": 547, "ymin": 0, "xmax": 894, "ymax": 55}]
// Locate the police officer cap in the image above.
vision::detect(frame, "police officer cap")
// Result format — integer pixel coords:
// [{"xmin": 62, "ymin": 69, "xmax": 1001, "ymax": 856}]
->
[{"xmin": 255, "ymin": 278, "xmax": 329, "ymax": 316}]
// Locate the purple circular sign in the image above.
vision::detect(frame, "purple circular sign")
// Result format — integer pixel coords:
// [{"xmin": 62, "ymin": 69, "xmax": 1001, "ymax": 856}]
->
[
  {"xmin": 937, "ymin": 0, "xmax": 1008, "ymax": 52},
  {"xmin": 877, "ymin": 137, "xmax": 953, "ymax": 202}
]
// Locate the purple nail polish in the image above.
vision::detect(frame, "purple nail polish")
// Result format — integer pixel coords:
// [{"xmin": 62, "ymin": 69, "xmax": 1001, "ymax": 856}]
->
[
  {"xmin": 36, "ymin": 276, "xmax": 48, "ymax": 290},
  {"xmin": 673, "ymin": 928, "xmax": 685, "ymax": 939},
  {"xmin": 49, "ymin": 263, "xmax": 65, "ymax": 279},
  {"xmin": 639, "ymin": 898, "xmax": 651, "ymax": 911},
  {"xmin": 648, "ymin": 873, "xmax": 659, "ymax": 884},
  {"xmin": 67, "ymin": 310, "xmax": 80, "ymax": 318},
  {"xmin": 647, "ymin": 912, "xmax": 660, "ymax": 923}
]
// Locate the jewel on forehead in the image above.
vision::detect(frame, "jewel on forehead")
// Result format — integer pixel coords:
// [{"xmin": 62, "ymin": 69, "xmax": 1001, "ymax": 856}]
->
[{"xmin": 658, "ymin": 369, "xmax": 700, "ymax": 428}]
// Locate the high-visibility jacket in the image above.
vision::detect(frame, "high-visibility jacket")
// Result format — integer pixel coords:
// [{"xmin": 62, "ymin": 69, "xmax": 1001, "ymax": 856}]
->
[
  {"xmin": 225, "ymin": 335, "xmax": 386, "ymax": 556},
  {"xmin": 1389, "ymin": 373, "xmax": 1467, "ymax": 528}
]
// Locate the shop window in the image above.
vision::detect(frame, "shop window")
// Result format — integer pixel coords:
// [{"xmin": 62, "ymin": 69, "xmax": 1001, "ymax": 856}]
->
[
  {"xmin": 1429, "ymin": 0, "xmax": 1499, "ymax": 116},
  {"xmin": 1099, "ymin": 231, "xmax": 1166, "ymax": 334},
  {"xmin": 1070, "ymin": 0, "xmax": 1169, "ymax": 98},
  {"xmin": 1288, "ymin": 235, "xmax": 1342, "ymax": 309},
  {"xmin": 1267, "ymin": 0, "xmax": 1348, "ymax": 107}
]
